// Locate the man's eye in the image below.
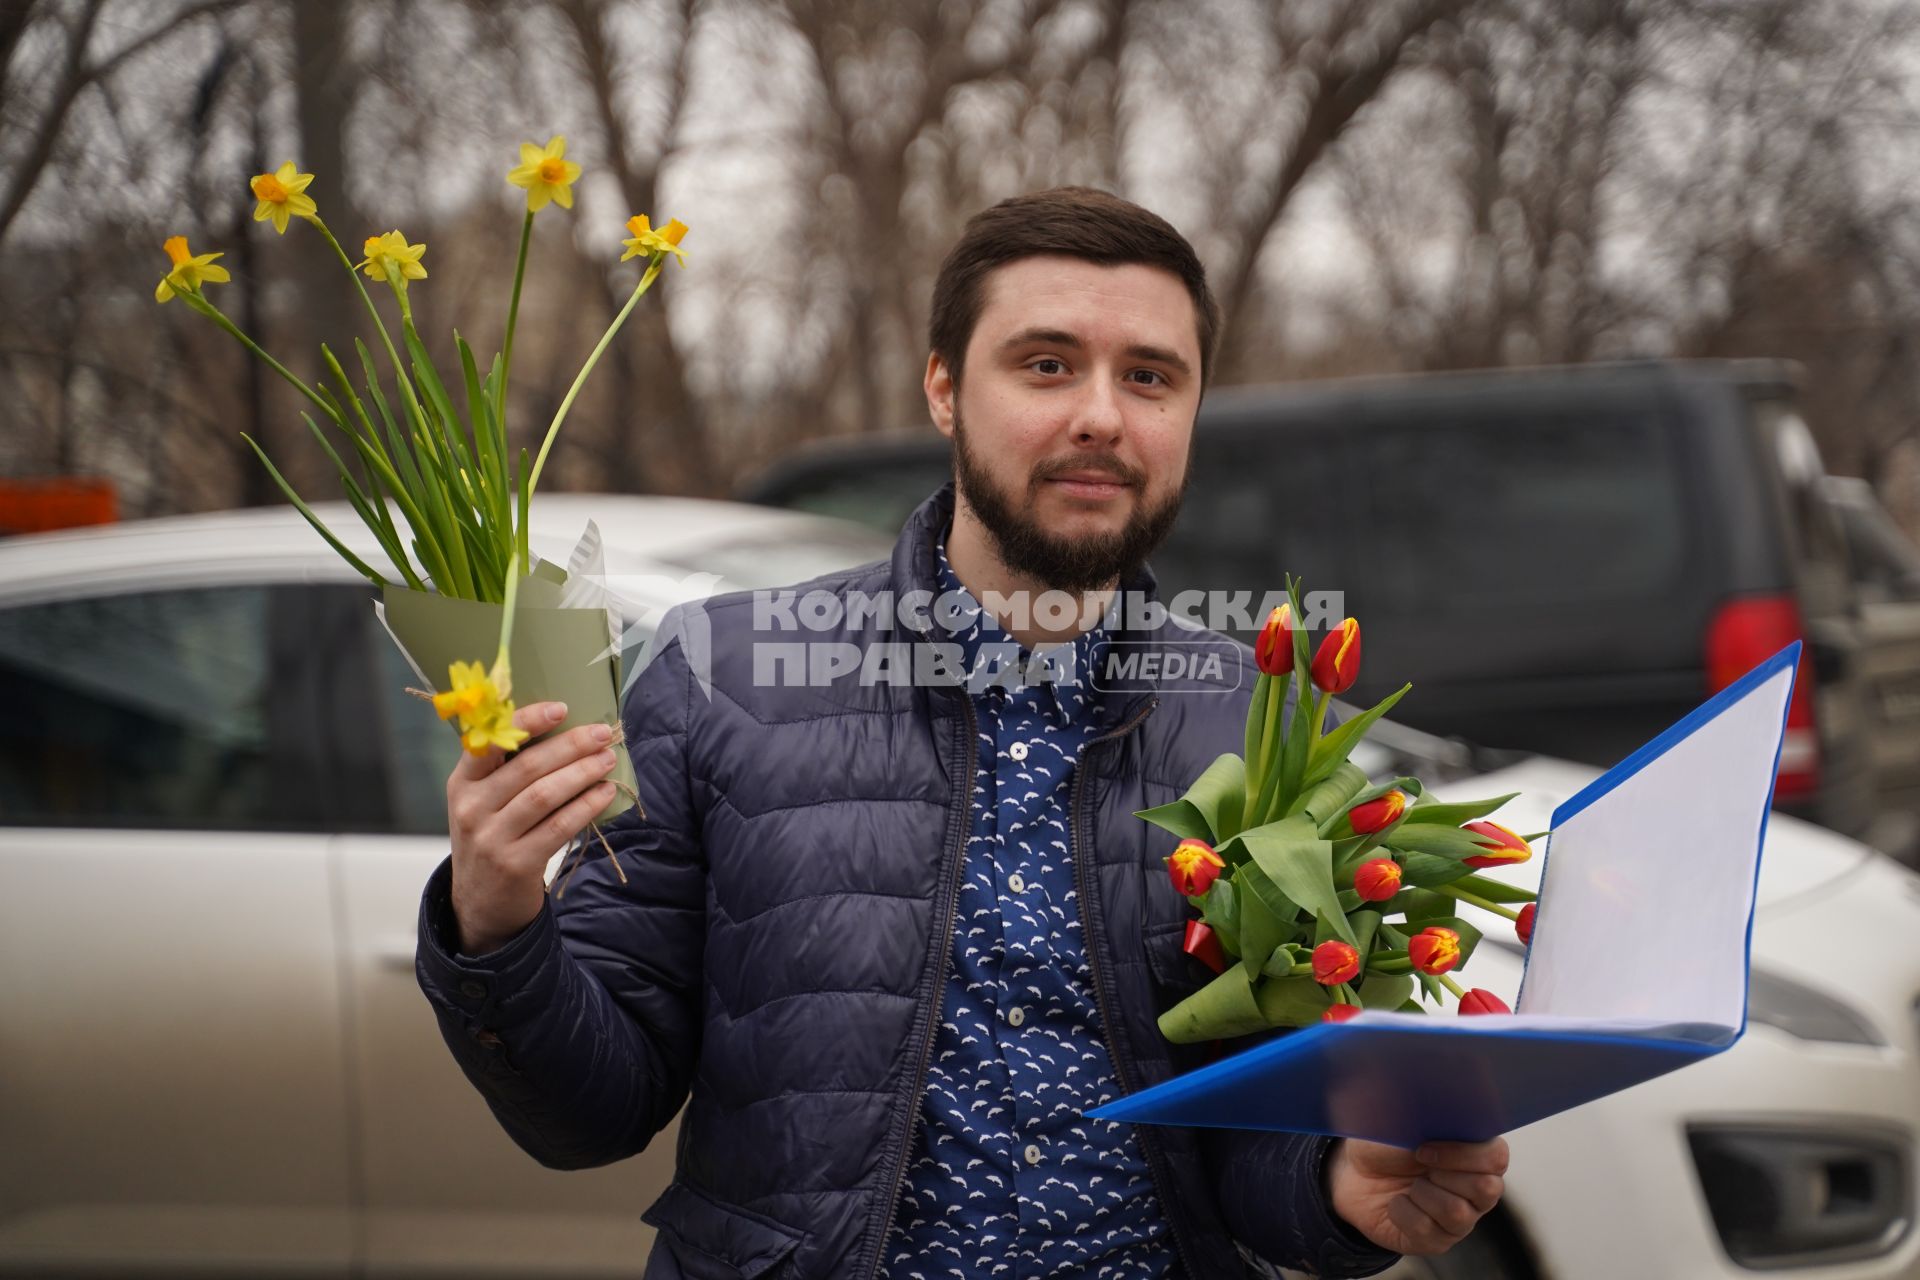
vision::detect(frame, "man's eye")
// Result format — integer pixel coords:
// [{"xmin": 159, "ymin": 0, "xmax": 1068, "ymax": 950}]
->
[
  {"xmin": 1128, "ymin": 369, "xmax": 1167, "ymax": 387},
  {"xmin": 1031, "ymin": 358, "xmax": 1067, "ymax": 376}
]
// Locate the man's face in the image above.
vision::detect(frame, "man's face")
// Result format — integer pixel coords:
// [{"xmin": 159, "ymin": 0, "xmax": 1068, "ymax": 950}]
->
[{"xmin": 926, "ymin": 255, "xmax": 1202, "ymax": 593}]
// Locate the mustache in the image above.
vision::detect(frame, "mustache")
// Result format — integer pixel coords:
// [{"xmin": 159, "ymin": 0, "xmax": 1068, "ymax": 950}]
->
[{"xmin": 1030, "ymin": 455, "xmax": 1145, "ymax": 487}]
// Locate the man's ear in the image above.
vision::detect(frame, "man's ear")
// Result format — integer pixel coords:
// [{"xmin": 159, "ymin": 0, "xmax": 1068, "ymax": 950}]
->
[{"xmin": 925, "ymin": 352, "xmax": 956, "ymax": 440}]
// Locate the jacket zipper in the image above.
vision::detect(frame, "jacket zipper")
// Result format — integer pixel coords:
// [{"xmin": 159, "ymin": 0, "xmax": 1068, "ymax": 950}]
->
[
  {"xmin": 856, "ymin": 691, "xmax": 978, "ymax": 1280},
  {"xmin": 1071, "ymin": 693, "xmax": 1207, "ymax": 1280}
]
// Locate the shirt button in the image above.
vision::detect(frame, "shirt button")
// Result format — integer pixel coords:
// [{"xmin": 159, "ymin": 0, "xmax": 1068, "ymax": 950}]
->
[
  {"xmin": 1008, "ymin": 1006, "xmax": 1026, "ymax": 1027},
  {"xmin": 1008, "ymin": 741, "xmax": 1029, "ymax": 761},
  {"xmin": 1024, "ymin": 1144, "xmax": 1043, "ymax": 1166},
  {"xmin": 458, "ymin": 979, "xmax": 487, "ymax": 1001},
  {"xmin": 1008, "ymin": 873, "xmax": 1026, "ymax": 893}
]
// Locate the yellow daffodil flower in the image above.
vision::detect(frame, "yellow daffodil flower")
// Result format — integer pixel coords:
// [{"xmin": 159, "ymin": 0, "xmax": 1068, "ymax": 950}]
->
[
  {"xmin": 434, "ymin": 659, "xmax": 530, "ymax": 756},
  {"xmin": 154, "ymin": 235, "xmax": 231, "ymax": 303},
  {"xmin": 620, "ymin": 214, "xmax": 689, "ymax": 266},
  {"xmin": 360, "ymin": 230, "xmax": 428, "ymax": 284},
  {"xmin": 249, "ymin": 161, "xmax": 317, "ymax": 234},
  {"xmin": 506, "ymin": 135, "xmax": 582, "ymax": 213}
]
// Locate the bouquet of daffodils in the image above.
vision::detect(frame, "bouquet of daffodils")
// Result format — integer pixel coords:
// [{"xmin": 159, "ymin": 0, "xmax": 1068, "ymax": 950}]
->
[
  {"xmin": 1145, "ymin": 580, "xmax": 1542, "ymax": 1041},
  {"xmin": 154, "ymin": 137, "xmax": 685, "ymax": 880}
]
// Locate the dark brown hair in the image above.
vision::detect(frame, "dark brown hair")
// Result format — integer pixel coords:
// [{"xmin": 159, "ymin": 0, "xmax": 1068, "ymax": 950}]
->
[{"xmin": 928, "ymin": 186, "xmax": 1222, "ymax": 387}]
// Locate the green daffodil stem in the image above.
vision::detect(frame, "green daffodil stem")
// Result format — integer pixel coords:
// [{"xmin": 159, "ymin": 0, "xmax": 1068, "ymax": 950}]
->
[
  {"xmin": 184, "ymin": 292, "xmax": 335, "ymax": 420},
  {"xmin": 525, "ymin": 251, "xmax": 667, "ymax": 498},
  {"xmin": 499, "ymin": 209, "xmax": 534, "ymax": 415},
  {"xmin": 1431, "ymin": 884, "xmax": 1520, "ymax": 921},
  {"xmin": 308, "ymin": 215, "xmax": 410, "ymax": 383}
]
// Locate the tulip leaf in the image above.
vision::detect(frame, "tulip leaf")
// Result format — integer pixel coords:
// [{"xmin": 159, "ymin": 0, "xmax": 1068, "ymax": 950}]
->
[
  {"xmin": 1237, "ymin": 879, "xmax": 1285, "ymax": 979},
  {"xmin": 1232, "ymin": 861, "xmax": 1299, "ymax": 931},
  {"xmin": 1357, "ymin": 971, "xmax": 1414, "ymax": 1010},
  {"xmin": 1397, "ymin": 853, "xmax": 1476, "ymax": 888},
  {"xmin": 1202, "ymin": 877, "xmax": 1241, "ymax": 954},
  {"xmin": 1416, "ymin": 972, "xmax": 1445, "ymax": 1004},
  {"xmin": 1158, "ymin": 963, "xmax": 1271, "ymax": 1043},
  {"xmin": 1231, "ymin": 816, "xmax": 1356, "ymax": 947},
  {"xmin": 1136, "ymin": 752, "xmax": 1245, "ymax": 845},
  {"xmin": 1452, "ymin": 873, "xmax": 1538, "ymax": 904},
  {"xmin": 1399, "ymin": 793, "xmax": 1520, "ymax": 827},
  {"xmin": 1135, "ymin": 801, "xmax": 1212, "ymax": 843},
  {"xmin": 1296, "ymin": 762, "xmax": 1370, "ymax": 828},
  {"xmin": 1336, "ymin": 889, "xmax": 1361, "ymax": 913},
  {"xmin": 1397, "ymin": 999, "xmax": 1427, "ymax": 1014},
  {"xmin": 1273, "ymin": 668, "xmax": 1315, "ymax": 820},
  {"xmin": 1244, "ymin": 671, "xmax": 1271, "ymax": 780},
  {"xmin": 1255, "ymin": 973, "xmax": 1335, "ymax": 1028},
  {"xmin": 1303, "ymin": 683, "xmax": 1412, "ymax": 789},
  {"xmin": 1386, "ymin": 824, "xmax": 1501, "ymax": 861},
  {"xmin": 1351, "ymin": 908, "xmax": 1383, "ymax": 963}
]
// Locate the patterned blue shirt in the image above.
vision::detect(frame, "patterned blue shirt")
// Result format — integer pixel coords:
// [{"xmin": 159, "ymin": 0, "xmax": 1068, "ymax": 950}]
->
[{"xmin": 879, "ymin": 535, "xmax": 1178, "ymax": 1279}]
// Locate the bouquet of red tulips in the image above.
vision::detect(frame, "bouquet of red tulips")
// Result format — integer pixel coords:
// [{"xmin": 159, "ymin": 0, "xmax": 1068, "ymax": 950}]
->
[{"xmin": 1143, "ymin": 580, "xmax": 1541, "ymax": 1042}]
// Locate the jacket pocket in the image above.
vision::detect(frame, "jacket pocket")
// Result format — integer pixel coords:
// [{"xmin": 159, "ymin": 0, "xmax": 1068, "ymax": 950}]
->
[{"xmin": 640, "ymin": 1180, "xmax": 805, "ymax": 1280}]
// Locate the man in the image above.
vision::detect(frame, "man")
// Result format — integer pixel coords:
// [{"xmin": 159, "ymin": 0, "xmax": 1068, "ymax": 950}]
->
[{"xmin": 417, "ymin": 187, "xmax": 1508, "ymax": 1278}]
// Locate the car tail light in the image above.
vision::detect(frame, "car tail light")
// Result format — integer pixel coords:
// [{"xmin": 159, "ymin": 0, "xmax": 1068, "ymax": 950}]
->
[{"xmin": 1706, "ymin": 595, "xmax": 1819, "ymax": 800}]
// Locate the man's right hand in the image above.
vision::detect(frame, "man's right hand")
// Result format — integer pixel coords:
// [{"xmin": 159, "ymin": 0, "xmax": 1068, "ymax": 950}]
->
[{"xmin": 446, "ymin": 700, "xmax": 621, "ymax": 956}]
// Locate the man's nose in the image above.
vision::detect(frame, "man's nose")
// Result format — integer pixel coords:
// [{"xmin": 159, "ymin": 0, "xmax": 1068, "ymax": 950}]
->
[{"xmin": 1069, "ymin": 374, "xmax": 1125, "ymax": 446}]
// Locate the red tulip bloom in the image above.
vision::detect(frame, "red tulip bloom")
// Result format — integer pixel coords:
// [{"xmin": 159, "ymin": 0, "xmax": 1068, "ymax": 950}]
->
[
  {"xmin": 1353, "ymin": 857, "xmax": 1403, "ymax": 903},
  {"xmin": 1167, "ymin": 838, "xmax": 1225, "ymax": 896},
  {"xmin": 1408, "ymin": 926, "xmax": 1461, "ymax": 975},
  {"xmin": 1458, "ymin": 988, "xmax": 1512, "ymax": 1016},
  {"xmin": 1254, "ymin": 603, "xmax": 1294, "ymax": 677},
  {"xmin": 1323, "ymin": 1003, "xmax": 1363, "ymax": 1023},
  {"xmin": 1347, "ymin": 789, "xmax": 1407, "ymax": 835},
  {"xmin": 1183, "ymin": 920, "xmax": 1228, "ymax": 974},
  {"xmin": 1463, "ymin": 820, "xmax": 1531, "ymax": 869},
  {"xmin": 1310, "ymin": 618, "xmax": 1362, "ymax": 693},
  {"xmin": 1515, "ymin": 902, "xmax": 1537, "ymax": 946},
  {"xmin": 1312, "ymin": 939, "xmax": 1361, "ymax": 986}
]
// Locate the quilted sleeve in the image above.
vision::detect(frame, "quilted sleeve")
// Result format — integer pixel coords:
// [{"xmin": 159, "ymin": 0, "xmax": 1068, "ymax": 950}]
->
[
  {"xmin": 1202, "ymin": 1129, "xmax": 1402, "ymax": 1277},
  {"xmin": 414, "ymin": 604, "xmax": 708, "ymax": 1170}
]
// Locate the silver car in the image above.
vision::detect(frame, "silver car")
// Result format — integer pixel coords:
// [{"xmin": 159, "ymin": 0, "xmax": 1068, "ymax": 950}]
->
[{"xmin": 0, "ymin": 495, "xmax": 890, "ymax": 1276}]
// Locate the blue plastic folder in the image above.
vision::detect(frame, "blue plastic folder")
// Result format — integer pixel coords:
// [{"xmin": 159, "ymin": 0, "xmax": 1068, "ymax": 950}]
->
[{"xmin": 1087, "ymin": 641, "xmax": 1803, "ymax": 1149}]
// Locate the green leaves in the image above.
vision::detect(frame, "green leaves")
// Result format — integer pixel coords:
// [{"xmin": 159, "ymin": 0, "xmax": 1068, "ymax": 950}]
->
[
  {"xmin": 1303, "ymin": 682, "xmax": 1411, "ymax": 789},
  {"xmin": 1136, "ymin": 752, "xmax": 1246, "ymax": 845},
  {"xmin": 1229, "ymin": 815, "xmax": 1356, "ymax": 947},
  {"xmin": 1158, "ymin": 964, "xmax": 1271, "ymax": 1043},
  {"xmin": 1399, "ymin": 793, "xmax": 1518, "ymax": 827}
]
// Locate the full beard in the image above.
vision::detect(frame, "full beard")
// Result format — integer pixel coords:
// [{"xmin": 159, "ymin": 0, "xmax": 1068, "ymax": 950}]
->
[{"xmin": 951, "ymin": 406, "xmax": 1191, "ymax": 594}]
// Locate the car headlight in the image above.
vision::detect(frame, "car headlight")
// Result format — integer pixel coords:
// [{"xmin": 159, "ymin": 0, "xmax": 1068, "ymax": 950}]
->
[
  {"xmin": 1746, "ymin": 968, "xmax": 1886, "ymax": 1046},
  {"xmin": 1689, "ymin": 1125, "xmax": 1911, "ymax": 1267}
]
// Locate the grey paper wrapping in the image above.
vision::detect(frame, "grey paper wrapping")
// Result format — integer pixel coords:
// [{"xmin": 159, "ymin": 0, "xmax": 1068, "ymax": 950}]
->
[{"xmin": 379, "ymin": 575, "xmax": 636, "ymax": 825}]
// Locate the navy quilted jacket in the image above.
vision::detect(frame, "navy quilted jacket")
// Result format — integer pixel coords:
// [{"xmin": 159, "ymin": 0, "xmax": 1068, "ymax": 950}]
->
[{"xmin": 416, "ymin": 482, "xmax": 1401, "ymax": 1280}]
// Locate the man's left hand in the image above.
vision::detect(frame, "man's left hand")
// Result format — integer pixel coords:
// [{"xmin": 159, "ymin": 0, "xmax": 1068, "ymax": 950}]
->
[{"xmin": 1328, "ymin": 1136, "xmax": 1509, "ymax": 1256}]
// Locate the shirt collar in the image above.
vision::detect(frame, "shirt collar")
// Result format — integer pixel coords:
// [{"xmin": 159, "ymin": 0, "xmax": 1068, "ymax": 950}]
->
[{"xmin": 932, "ymin": 525, "xmax": 1113, "ymax": 727}]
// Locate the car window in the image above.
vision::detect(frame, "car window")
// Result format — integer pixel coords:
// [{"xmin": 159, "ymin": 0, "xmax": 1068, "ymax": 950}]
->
[
  {"xmin": 750, "ymin": 457, "xmax": 952, "ymax": 536},
  {"xmin": 1360, "ymin": 404, "xmax": 1690, "ymax": 613},
  {"xmin": 1151, "ymin": 427, "xmax": 1351, "ymax": 636},
  {"xmin": 0, "ymin": 585, "xmax": 304, "ymax": 830}
]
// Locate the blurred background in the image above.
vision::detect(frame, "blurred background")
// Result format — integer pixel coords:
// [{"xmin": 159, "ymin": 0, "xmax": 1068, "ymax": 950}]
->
[
  {"xmin": 7, "ymin": 2, "xmax": 1920, "ymax": 1278},
  {"xmin": 4, "ymin": 0, "xmax": 1920, "ymax": 515}
]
